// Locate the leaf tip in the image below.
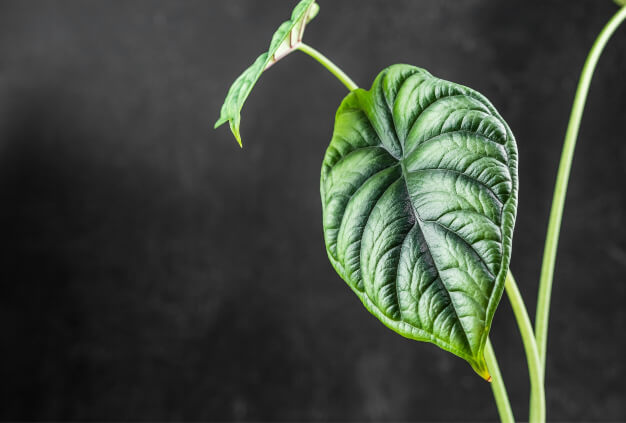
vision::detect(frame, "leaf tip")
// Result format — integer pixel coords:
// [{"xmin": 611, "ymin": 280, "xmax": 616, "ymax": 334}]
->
[
  {"xmin": 471, "ymin": 359, "xmax": 492, "ymax": 381},
  {"xmin": 230, "ymin": 123, "xmax": 243, "ymax": 147},
  {"xmin": 478, "ymin": 368, "xmax": 492, "ymax": 382},
  {"xmin": 214, "ymin": 117, "xmax": 227, "ymax": 129},
  {"xmin": 307, "ymin": 2, "xmax": 320, "ymax": 22},
  {"xmin": 214, "ymin": 117, "xmax": 243, "ymax": 147}
]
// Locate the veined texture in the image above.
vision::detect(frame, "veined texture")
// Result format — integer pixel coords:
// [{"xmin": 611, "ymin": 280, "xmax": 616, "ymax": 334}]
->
[{"xmin": 321, "ymin": 64, "xmax": 518, "ymax": 378}]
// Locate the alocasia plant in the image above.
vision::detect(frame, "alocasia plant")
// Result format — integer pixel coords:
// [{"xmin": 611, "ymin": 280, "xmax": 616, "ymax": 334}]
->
[{"xmin": 215, "ymin": 1, "xmax": 626, "ymax": 422}]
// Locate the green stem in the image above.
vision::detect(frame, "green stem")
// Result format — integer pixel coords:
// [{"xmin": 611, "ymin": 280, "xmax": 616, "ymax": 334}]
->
[
  {"xmin": 506, "ymin": 271, "xmax": 545, "ymax": 423},
  {"xmin": 297, "ymin": 43, "xmax": 359, "ymax": 91},
  {"xmin": 535, "ymin": 5, "xmax": 626, "ymax": 373},
  {"xmin": 484, "ymin": 339, "xmax": 515, "ymax": 423}
]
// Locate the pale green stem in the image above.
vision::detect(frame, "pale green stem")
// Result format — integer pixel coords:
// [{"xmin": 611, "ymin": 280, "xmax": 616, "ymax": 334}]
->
[
  {"xmin": 506, "ymin": 271, "xmax": 545, "ymax": 423},
  {"xmin": 535, "ymin": 5, "xmax": 626, "ymax": 372},
  {"xmin": 484, "ymin": 339, "xmax": 515, "ymax": 423},
  {"xmin": 297, "ymin": 43, "xmax": 359, "ymax": 91}
]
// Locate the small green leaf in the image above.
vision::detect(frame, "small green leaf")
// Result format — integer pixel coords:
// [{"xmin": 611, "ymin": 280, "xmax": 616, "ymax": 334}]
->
[
  {"xmin": 615, "ymin": 0, "xmax": 626, "ymax": 7},
  {"xmin": 215, "ymin": 0, "xmax": 320, "ymax": 146},
  {"xmin": 321, "ymin": 64, "xmax": 518, "ymax": 379}
]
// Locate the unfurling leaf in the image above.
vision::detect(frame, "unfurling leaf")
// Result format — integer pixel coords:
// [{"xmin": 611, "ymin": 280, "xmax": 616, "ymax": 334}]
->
[
  {"xmin": 321, "ymin": 64, "xmax": 518, "ymax": 379},
  {"xmin": 214, "ymin": 0, "xmax": 319, "ymax": 146}
]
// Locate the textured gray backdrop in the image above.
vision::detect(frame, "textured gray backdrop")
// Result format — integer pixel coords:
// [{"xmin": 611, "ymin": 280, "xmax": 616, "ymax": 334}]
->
[{"xmin": 1, "ymin": 0, "xmax": 625, "ymax": 421}]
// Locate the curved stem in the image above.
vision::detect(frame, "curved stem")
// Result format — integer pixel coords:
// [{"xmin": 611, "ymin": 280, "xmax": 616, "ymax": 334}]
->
[
  {"xmin": 506, "ymin": 271, "xmax": 545, "ymax": 423},
  {"xmin": 484, "ymin": 339, "xmax": 515, "ymax": 423},
  {"xmin": 297, "ymin": 43, "xmax": 359, "ymax": 91},
  {"xmin": 535, "ymin": 5, "xmax": 626, "ymax": 372}
]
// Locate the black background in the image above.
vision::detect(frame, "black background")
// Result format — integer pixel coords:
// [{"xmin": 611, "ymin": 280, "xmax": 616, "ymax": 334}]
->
[{"xmin": 1, "ymin": 0, "xmax": 625, "ymax": 421}]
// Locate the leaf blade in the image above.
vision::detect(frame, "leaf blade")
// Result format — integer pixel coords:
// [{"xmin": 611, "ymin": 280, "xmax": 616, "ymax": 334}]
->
[
  {"xmin": 215, "ymin": 0, "xmax": 319, "ymax": 146},
  {"xmin": 321, "ymin": 65, "xmax": 518, "ymax": 379}
]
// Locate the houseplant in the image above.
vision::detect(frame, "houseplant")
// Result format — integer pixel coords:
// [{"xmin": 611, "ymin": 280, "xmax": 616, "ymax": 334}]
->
[{"xmin": 215, "ymin": 1, "xmax": 626, "ymax": 421}]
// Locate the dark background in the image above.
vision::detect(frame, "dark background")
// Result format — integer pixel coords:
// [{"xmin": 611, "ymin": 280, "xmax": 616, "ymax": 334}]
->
[{"xmin": 1, "ymin": 0, "xmax": 625, "ymax": 421}]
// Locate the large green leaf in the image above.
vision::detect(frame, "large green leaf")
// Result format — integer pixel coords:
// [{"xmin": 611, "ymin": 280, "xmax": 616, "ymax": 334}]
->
[
  {"xmin": 214, "ymin": 0, "xmax": 319, "ymax": 146},
  {"xmin": 321, "ymin": 64, "xmax": 518, "ymax": 379}
]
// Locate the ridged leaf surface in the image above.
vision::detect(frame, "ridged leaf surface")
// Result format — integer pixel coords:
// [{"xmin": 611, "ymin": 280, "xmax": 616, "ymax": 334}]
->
[{"xmin": 321, "ymin": 64, "xmax": 518, "ymax": 378}]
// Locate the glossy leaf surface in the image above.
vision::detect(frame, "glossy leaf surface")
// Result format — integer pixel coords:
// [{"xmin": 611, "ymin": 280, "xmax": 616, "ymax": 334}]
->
[
  {"xmin": 214, "ymin": 0, "xmax": 319, "ymax": 146},
  {"xmin": 321, "ymin": 65, "xmax": 518, "ymax": 378}
]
